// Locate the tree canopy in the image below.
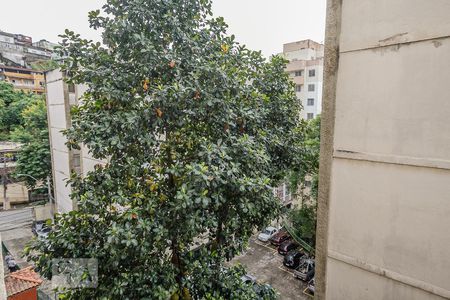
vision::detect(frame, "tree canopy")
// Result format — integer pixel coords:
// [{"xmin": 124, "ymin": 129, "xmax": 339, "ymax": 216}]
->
[
  {"xmin": 13, "ymin": 99, "xmax": 52, "ymax": 188},
  {"xmin": 287, "ymin": 115, "xmax": 321, "ymax": 249},
  {"xmin": 0, "ymin": 81, "xmax": 36, "ymax": 140},
  {"xmin": 0, "ymin": 81, "xmax": 51, "ymax": 188},
  {"xmin": 26, "ymin": 0, "xmax": 304, "ymax": 299}
]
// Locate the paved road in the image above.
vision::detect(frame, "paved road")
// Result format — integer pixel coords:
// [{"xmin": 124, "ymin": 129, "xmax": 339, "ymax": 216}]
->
[
  {"xmin": 232, "ymin": 237, "xmax": 311, "ymax": 300},
  {"xmin": 0, "ymin": 207, "xmax": 33, "ymax": 232}
]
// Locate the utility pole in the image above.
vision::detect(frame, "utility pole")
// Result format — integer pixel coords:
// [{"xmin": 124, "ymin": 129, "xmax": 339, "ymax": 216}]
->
[
  {"xmin": 2, "ymin": 153, "xmax": 9, "ymax": 210},
  {"xmin": 47, "ymin": 176, "xmax": 54, "ymax": 222}
]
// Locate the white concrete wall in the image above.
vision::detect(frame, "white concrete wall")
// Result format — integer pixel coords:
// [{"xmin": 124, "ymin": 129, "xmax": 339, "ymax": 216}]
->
[
  {"xmin": 322, "ymin": 1, "xmax": 450, "ymax": 299},
  {"xmin": 46, "ymin": 70, "xmax": 105, "ymax": 213},
  {"xmin": 34, "ymin": 203, "xmax": 53, "ymax": 221},
  {"xmin": 46, "ymin": 69, "xmax": 73, "ymax": 213}
]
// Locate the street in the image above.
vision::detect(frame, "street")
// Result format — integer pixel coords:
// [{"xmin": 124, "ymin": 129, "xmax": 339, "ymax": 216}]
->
[
  {"xmin": 0, "ymin": 207, "xmax": 33, "ymax": 232},
  {"xmin": 232, "ymin": 237, "xmax": 311, "ymax": 300}
]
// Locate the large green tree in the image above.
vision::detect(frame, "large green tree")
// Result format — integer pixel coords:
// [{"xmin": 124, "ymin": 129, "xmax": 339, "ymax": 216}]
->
[
  {"xmin": 0, "ymin": 81, "xmax": 33, "ymax": 140},
  {"xmin": 287, "ymin": 115, "xmax": 321, "ymax": 249},
  {"xmin": 27, "ymin": 0, "xmax": 302, "ymax": 298},
  {"xmin": 12, "ymin": 99, "xmax": 52, "ymax": 188},
  {"xmin": 0, "ymin": 81, "xmax": 51, "ymax": 188}
]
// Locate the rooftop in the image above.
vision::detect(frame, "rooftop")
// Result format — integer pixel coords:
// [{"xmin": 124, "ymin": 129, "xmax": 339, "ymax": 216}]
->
[
  {"xmin": 4, "ymin": 266, "xmax": 43, "ymax": 297},
  {"xmin": 0, "ymin": 65, "xmax": 44, "ymax": 74},
  {"xmin": 283, "ymin": 39, "xmax": 324, "ymax": 54}
]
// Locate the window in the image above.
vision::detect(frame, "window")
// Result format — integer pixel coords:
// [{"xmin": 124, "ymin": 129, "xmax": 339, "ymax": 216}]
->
[
  {"xmin": 307, "ymin": 98, "xmax": 314, "ymax": 106},
  {"xmin": 307, "ymin": 113, "xmax": 314, "ymax": 120},
  {"xmin": 72, "ymin": 153, "xmax": 82, "ymax": 175},
  {"xmin": 309, "ymin": 69, "xmax": 316, "ymax": 77},
  {"xmin": 295, "ymin": 84, "xmax": 302, "ymax": 92},
  {"xmin": 308, "ymin": 84, "xmax": 315, "ymax": 92},
  {"xmin": 72, "ymin": 153, "xmax": 81, "ymax": 168},
  {"xmin": 294, "ymin": 70, "xmax": 303, "ymax": 77},
  {"xmin": 68, "ymin": 83, "xmax": 75, "ymax": 93}
]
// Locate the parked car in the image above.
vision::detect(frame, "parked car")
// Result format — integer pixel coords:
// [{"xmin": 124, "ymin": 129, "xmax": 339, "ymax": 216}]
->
[
  {"xmin": 33, "ymin": 220, "xmax": 52, "ymax": 240},
  {"xmin": 307, "ymin": 277, "xmax": 315, "ymax": 295},
  {"xmin": 37, "ymin": 226, "xmax": 51, "ymax": 240},
  {"xmin": 283, "ymin": 250, "xmax": 305, "ymax": 269},
  {"xmin": 270, "ymin": 230, "xmax": 290, "ymax": 246},
  {"xmin": 253, "ymin": 283, "xmax": 275, "ymax": 299},
  {"xmin": 241, "ymin": 274, "xmax": 257, "ymax": 285},
  {"xmin": 241, "ymin": 274, "xmax": 275, "ymax": 299},
  {"xmin": 278, "ymin": 240, "xmax": 299, "ymax": 255},
  {"xmin": 31, "ymin": 221, "xmax": 46, "ymax": 235},
  {"xmin": 294, "ymin": 258, "xmax": 315, "ymax": 281},
  {"xmin": 257, "ymin": 227, "xmax": 278, "ymax": 242}
]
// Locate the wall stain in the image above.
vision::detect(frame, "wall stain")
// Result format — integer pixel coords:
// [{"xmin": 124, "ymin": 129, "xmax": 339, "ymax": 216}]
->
[
  {"xmin": 378, "ymin": 32, "xmax": 408, "ymax": 45},
  {"xmin": 336, "ymin": 149, "xmax": 357, "ymax": 154},
  {"xmin": 432, "ymin": 40, "xmax": 443, "ymax": 48}
]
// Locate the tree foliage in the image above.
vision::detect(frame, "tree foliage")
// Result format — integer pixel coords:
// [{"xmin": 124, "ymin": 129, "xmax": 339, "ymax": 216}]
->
[
  {"xmin": 0, "ymin": 81, "xmax": 51, "ymax": 188},
  {"xmin": 287, "ymin": 115, "xmax": 321, "ymax": 248},
  {"xmin": 13, "ymin": 99, "xmax": 52, "ymax": 188},
  {"xmin": 26, "ymin": 0, "xmax": 303, "ymax": 298},
  {"xmin": 0, "ymin": 81, "xmax": 32, "ymax": 139}
]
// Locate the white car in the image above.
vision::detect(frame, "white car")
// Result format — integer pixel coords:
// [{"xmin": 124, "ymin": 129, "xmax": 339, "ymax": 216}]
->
[
  {"xmin": 257, "ymin": 227, "xmax": 278, "ymax": 242},
  {"xmin": 37, "ymin": 227, "xmax": 51, "ymax": 240}
]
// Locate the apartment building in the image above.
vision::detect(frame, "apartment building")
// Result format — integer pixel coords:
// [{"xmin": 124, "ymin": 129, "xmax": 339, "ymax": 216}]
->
[
  {"xmin": 32, "ymin": 39, "xmax": 58, "ymax": 52},
  {"xmin": 45, "ymin": 69, "xmax": 103, "ymax": 213},
  {"xmin": 0, "ymin": 31, "xmax": 53, "ymax": 67},
  {"xmin": 316, "ymin": 1, "xmax": 450, "ymax": 299},
  {"xmin": 273, "ymin": 40, "xmax": 324, "ymax": 208},
  {"xmin": 281, "ymin": 39, "xmax": 324, "ymax": 120},
  {"xmin": 0, "ymin": 65, "xmax": 45, "ymax": 94}
]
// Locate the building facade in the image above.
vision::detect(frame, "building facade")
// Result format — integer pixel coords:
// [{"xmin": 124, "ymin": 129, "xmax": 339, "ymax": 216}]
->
[
  {"xmin": 45, "ymin": 70, "xmax": 103, "ymax": 213},
  {"xmin": 0, "ymin": 31, "xmax": 53, "ymax": 68},
  {"xmin": 316, "ymin": 1, "xmax": 450, "ymax": 299},
  {"xmin": 0, "ymin": 65, "xmax": 45, "ymax": 94},
  {"xmin": 281, "ymin": 39, "xmax": 324, "ymax": 120}
]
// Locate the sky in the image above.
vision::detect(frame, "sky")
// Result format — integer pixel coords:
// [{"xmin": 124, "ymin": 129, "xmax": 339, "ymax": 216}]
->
[{"xmin": 0, "ymin": 0, "xmax": 326, "ymax": 57}]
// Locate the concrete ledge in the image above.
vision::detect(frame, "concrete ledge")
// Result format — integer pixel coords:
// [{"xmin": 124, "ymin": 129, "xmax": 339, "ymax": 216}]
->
[
  {"xmin": 328, "ymin": 250, "xmax": 450, "ymax": 299},
  {"xmin": 334, "ymin": 149, "xmax": 450, "ymax": 171}
]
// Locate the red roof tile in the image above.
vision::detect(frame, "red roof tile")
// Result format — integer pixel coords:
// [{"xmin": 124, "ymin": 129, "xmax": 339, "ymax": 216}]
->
[{"xmin": 5, "ymin": 267, "xmax": 43, "ymax": 297}]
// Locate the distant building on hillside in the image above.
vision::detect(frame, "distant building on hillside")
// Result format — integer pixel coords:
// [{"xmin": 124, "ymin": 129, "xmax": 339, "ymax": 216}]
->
[
  {"xmin": 0, "ymin": 31, "xmax": 54, "ymax": 68},
  {"xmin": 280, "ymin": 39, "xmax": 324, "ymax": 120},
  {"xmin": 0, "ymin": 30, "xmax": 56, "ymax": 93},
  {"xmin": 32, "ymin": 39, "xmax": 58, "ymax": 51},
  {"xmin": 0, "ymin": 65, "xmax": 45, "ymax": 94}
]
